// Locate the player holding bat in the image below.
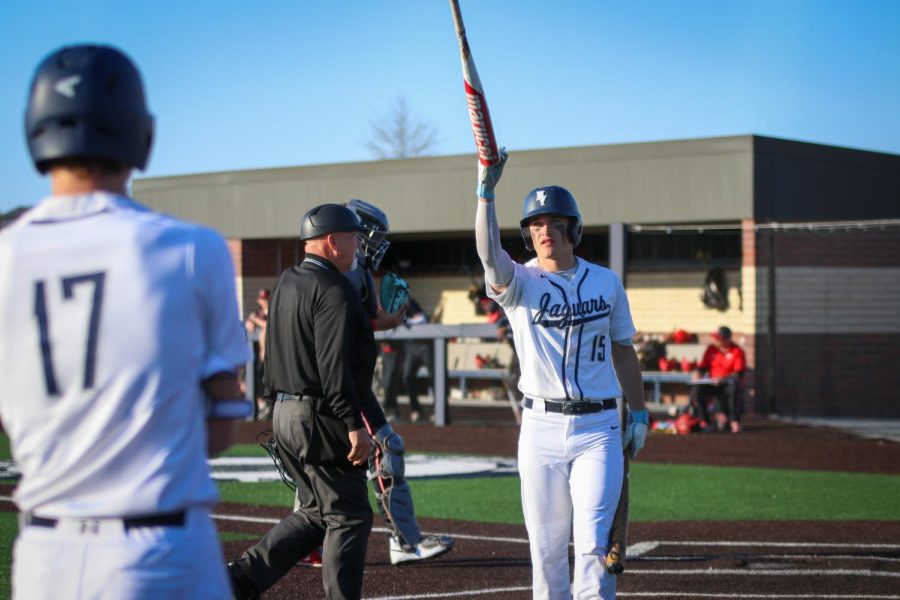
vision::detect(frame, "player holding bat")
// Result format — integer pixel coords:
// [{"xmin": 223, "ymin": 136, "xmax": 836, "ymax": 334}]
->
[{"xmin": 451, "ymin": 2, "xmax": 649, "ymax": 598}]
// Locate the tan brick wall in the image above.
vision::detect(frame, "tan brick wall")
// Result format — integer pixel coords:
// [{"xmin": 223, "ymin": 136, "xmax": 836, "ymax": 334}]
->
[{"xmin": 626, "ymin": 268, "xmax": 755, "ymax": 340}]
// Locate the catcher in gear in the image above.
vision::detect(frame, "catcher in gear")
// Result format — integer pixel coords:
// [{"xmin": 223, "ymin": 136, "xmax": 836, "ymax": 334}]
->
[{"xmin": 294, "ymin": 199, "xmax": 453, "ymax": 565}]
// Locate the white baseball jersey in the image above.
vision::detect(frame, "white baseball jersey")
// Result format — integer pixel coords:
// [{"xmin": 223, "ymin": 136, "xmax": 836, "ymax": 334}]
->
[
  {"xmin": 488, "ymin": 257, "xmax": 635, "ymax": 401},
  {"xmin": 0, "ymin": 192, "xmax": 248, "ymax": 518}
]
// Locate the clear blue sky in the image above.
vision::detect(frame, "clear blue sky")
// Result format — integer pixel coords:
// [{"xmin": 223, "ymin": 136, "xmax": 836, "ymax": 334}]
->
[{"xmin": 2, "ymin": 0, "xmax": 899, "ymax": 213}]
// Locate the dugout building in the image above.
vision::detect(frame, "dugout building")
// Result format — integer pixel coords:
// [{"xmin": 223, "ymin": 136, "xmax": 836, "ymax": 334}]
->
[{"xmin": 133, "ymin": 135, "xmax": 900, "ymax": 419}]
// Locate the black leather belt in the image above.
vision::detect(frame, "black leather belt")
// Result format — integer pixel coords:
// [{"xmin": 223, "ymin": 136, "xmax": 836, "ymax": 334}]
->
[
  {"xmin": 523, "ymin": 397, "xmax": 617, "ymax": 415},
  {"xmin": 28, "ymin": 510, "xmax": 186, "ymax": 530},
  {"xmin": 276, "ymin": 392, "xmax": 320, "ymax": 401}
]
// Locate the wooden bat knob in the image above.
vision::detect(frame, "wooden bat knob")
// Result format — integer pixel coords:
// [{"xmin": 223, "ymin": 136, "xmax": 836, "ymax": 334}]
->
[{"xmin": 606, "ymin": 542, "xmax": 625, "ymax": 575}]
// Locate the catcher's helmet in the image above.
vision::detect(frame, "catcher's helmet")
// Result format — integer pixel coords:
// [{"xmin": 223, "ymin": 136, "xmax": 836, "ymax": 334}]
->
[
  {"xmin": 519, "ymin": 185, "xmax": 583, "ymax": 251},
  {"xmin": 347, "ymin": 199, "xmax": 390, "ymax": 270},
  {"xmin": 25, "ymin": 44, "xmax": 154, "ymax": 174},
  {"xmin": 300, "ymin": 203, "xmax": 365, "ymax": 241}
]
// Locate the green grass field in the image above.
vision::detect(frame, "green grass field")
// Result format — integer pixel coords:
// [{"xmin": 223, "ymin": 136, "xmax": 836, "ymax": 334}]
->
[
  {"xmin": 2, "ymin": 433, "xmax": 899, "ymax": 599},
  {"xmin": 216, "ymin": 463, "xmax": 900, "ymax": 524}
]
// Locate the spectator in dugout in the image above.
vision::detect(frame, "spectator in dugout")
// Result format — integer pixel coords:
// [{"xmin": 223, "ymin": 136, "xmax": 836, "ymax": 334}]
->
[
  {"xmin": 688, "ymin": 326, "xmax": 746, "ymax": 433},
  {"xmin": 244, "ymin": 288, "xmax": 271, "ymax": 420}
]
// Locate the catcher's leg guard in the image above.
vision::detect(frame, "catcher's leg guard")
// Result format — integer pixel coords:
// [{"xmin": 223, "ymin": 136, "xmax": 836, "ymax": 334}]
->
[
  {"xmin": 367, "ymin": 427, "xmax": 423, "ymax": 549},
  {"xmin": 380, "ymin": 480, "xmax": 422, "ymax": 549}
]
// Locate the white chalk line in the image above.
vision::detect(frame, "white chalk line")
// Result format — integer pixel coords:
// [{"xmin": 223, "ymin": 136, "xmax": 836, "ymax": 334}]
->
[
  {"xmin": 639, "ymin": 553, "xmax": 900, "ymax": 564},
  {"xmin": 366, "ymin": 589, "xmax": 900, "ymax": 599},
  {"xmin": 660, "ymin": 540, "xmax": 900, "ymax": 550},
  {"xmin": 366, "ymin": 587, "xmax": 531, "ymax": 600},
  {"xmin": 211, "ymin": 512, "xmax": 529, "ymax": 544},
  {"xmin": 629, "ymin": 568, "xmax": 900, "ymax": 577},
  {"xmin": 368, "ymin": 590, "xmax": 900, "ymax": 599}
]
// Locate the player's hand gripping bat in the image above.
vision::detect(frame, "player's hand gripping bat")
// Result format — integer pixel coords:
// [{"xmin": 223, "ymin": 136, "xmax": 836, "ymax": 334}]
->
[
  {"xmin": 449, "ymin": 0, "xmax": 501, "ymax": 166},
  {"xmin": 606, "ymin": 404, "xmax": 630, "ymax": 574}
]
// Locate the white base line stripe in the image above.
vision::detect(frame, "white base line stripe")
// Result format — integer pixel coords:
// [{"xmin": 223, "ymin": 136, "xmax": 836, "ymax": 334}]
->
[
  {"xmin": 629, "ymin": 568, "xmax": 900, "ymax": 577},
  {"xmin": 366, "ymin": 587, "xmax": 531, "ymax": 600},
  {"xmin": 211, "ymin": 513, "xmax": 530, "ymax": 544},
  {"xmin": 367, "ymin": 592, "xmax": 900, "ymax": 600},
  {"xmin": 618, "ymin": 595, "xmax": 900, "ymax": 599},
  {"xmin": 641, "ymin": 554, "xmax": 900, "ymax": 564},
  {"xmin": 658, "ymin": 540, "xmax": 900, "ymax": 550}
]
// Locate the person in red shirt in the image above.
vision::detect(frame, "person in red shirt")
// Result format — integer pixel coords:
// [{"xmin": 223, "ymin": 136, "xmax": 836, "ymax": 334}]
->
[{"xmin": 688, "ymin": 326, "xmax": 746, "ymax": 432}]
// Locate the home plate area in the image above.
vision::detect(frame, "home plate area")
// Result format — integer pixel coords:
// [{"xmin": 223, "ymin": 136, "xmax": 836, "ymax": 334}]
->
[{"xmin": 208, "ymin": 453, "xmax": 518, "ymax": 482}]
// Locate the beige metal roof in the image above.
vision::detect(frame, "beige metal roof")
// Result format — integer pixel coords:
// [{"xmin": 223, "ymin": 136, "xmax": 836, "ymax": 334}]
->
[{"xmin": 133, "ymin": 135, "xmax": 757, "ymax": 238}]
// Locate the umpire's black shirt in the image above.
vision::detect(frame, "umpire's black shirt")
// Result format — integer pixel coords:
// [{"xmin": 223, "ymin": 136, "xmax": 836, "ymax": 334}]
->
[{"xmin": 264, "ymin": 254, "xmax": 376, "ymax": 432}]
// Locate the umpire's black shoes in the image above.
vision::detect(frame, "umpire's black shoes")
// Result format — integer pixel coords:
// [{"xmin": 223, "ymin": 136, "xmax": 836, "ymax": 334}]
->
[{"xmin": 227, "ymin": 561, "xmax": 260, "ymax": 600}]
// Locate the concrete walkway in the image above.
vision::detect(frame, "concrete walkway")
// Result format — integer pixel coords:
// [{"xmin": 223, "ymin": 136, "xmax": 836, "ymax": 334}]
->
[{"xmin": 774, "ymin": 416, "xmax": 900, "ymax": 444}]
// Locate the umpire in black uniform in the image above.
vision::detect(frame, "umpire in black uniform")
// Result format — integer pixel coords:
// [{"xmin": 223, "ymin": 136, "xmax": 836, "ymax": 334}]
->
[{"xmin": 228, "ymin": 204, "xmax": 378, "ymax": 600}]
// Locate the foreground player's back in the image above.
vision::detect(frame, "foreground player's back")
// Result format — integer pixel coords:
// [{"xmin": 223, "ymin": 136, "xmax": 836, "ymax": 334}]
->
[{"xmin": 0, "ymin": 191, "xmax": 239, "ymax": 518}]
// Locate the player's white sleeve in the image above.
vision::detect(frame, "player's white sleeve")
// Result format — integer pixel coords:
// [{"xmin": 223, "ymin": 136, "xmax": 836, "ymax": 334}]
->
[
  {"xmin": 475, "ymin": 199, "xmax": 514, "ymax": 288},
  {"xmin": 193, "ymin": 229, "xmax": 250, "ymax": 377}
]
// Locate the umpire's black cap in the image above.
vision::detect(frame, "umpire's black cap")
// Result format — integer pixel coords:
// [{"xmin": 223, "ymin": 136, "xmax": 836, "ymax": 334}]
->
[{"xmin": 300, "ymin": 203, "xmax": 366, "ymax": 241}]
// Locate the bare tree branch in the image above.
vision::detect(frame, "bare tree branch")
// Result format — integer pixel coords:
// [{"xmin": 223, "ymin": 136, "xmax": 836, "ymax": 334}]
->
[{"xmin": 366, "ymin": 96, "xmax": 439, "ymax": 159}]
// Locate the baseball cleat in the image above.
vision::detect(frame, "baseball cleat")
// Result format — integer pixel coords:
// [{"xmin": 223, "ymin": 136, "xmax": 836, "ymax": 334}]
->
[
  {"xmin": 389, "ymin": 534, "xmax": 454, "ymax": 564},
  {"xmin": 605, "ymin": 542, "xmax": 625, "ymax": 575}
]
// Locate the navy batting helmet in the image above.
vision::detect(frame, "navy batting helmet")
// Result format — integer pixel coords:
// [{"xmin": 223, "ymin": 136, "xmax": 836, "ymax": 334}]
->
[
  {"xmin": 519, "ymin": 185, "xmax": 583, "ymax": 250},
  {"xmin": 300, "ymin": 203, "xmax": 366, "ymax": 241},
  {"xmin": 25, "ymin": 44, "xmax": 154, "ymax": 174},
  {"xmin": 347, "ymin": 199, "xmax": 390, "ymax": 270}
]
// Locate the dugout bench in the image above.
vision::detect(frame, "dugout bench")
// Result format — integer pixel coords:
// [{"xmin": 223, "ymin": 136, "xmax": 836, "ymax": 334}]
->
[{"xmin": 250, "ymin": 327, "xmax": 699, "ymax": 427}]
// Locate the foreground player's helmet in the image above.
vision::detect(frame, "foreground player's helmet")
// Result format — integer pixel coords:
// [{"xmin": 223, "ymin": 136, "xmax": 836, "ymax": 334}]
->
[
  {"xmin": 25, "ymin": 44, "xmax": 154, "ymax": 174},
  {"xmin": 347, "ymin": 199, "xmax": 391, "ymax": 270},
  {"xmin": 300, "ymin": 203, "xmax": 365, "ymax": 240},
  {"xmin": 519, "ymin": 185, "xmax": 583, "ymax": 251}
]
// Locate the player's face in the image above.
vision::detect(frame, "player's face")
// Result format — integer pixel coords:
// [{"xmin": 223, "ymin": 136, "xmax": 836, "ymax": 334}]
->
[{"xmin": 528, "ymin": 215, "xmax": 573, "ymax": 260}]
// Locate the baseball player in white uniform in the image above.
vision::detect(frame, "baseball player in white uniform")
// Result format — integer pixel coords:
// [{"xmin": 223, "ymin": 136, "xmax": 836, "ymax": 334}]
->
[
  {"xmin": 474, "ymin": 150, "xmax": 649, "ymax": 600},
  {"xmin": 0, "ymin": 45, "xmax": 250, "ymax": 599}
]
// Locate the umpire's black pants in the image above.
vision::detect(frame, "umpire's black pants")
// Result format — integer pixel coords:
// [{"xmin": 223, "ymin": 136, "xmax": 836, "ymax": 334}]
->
[{"xmin": 233, "ymin": 397, "xmax": 373, "ymax": 600}]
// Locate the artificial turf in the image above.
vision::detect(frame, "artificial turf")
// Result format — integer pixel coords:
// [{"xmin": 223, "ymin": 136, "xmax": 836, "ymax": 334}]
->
[{"xmin": 216, "ymin": 463, "xmax": 900, "ymax": 524}]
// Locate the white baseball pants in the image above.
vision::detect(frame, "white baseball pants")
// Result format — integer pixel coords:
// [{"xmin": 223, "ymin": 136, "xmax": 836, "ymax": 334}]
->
[
  {"xmin": 518, "ymin": 402, "xmax": 624, "ymax": 600},
  {"xmin": 13, "ymin": 507, "xmax": 230, "ymax": 599}
]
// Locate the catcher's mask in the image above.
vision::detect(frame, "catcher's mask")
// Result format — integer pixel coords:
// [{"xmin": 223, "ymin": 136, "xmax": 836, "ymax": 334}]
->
[{"xmin": 347, "ymin": 199, "xmax": 390, "ymax": 270}]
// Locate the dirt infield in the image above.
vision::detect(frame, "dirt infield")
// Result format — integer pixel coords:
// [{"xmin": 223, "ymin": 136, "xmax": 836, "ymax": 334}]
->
[
  {"xmin": 221, "ymin": 413, "xmax": 900, "ymax": 598},
  {"xmin": 4, "ymin": 414, "xmax": 899, "ymax": 598}
]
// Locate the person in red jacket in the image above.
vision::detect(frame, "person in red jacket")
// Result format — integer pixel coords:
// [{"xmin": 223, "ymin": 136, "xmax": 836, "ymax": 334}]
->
[{"xmin": 688, "ymin": 326, "xmax": 746, "ymax": 433}]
